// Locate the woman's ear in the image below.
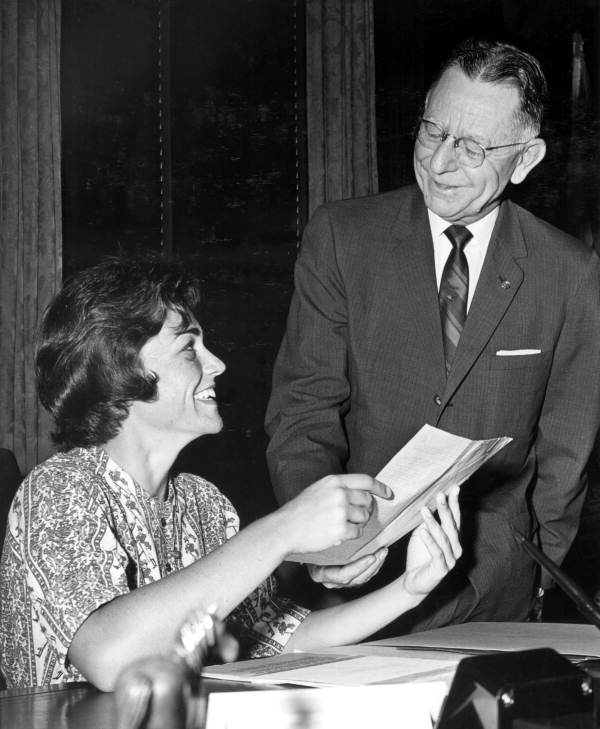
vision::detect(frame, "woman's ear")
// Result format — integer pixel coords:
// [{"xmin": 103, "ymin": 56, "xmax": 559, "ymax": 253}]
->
[{"xmin": 511, "ymin": 138, "xmax": 546, "ymax": 185}]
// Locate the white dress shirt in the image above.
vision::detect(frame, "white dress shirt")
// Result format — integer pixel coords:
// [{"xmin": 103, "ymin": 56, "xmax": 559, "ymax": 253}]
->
[{"xmin": 428, "ymin": 207, "xmax": 499, "ymax": 312}]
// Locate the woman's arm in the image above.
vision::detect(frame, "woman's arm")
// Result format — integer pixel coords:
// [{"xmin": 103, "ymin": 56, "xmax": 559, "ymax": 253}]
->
[
  {"xmin": 284, "ymin": 488, "xmax": 462, "ymax": 651},
  {"xmin": 68, "ymin": 474, "xmax": 391, "ymax": 690}
]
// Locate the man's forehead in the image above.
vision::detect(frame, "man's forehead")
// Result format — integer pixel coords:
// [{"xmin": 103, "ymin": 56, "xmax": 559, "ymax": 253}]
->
[{"xmin": 425, "ymin": 68, "xmax": 520, "ymax": 136}]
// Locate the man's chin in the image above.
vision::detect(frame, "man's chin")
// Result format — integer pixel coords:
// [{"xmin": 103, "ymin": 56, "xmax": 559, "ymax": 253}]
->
[{"xmin": 424, "ymin": 196, "xmax": 464, "ymax": 222}]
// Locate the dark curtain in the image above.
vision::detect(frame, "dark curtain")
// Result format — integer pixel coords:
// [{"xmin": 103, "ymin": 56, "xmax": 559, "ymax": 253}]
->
[
  {"xmin": 0, "ymin": 0, "xmax": 62, "ymax": 472},
  {"xmin": 305, "ymin": 0, "xmax": 378, "ymax": 215}
]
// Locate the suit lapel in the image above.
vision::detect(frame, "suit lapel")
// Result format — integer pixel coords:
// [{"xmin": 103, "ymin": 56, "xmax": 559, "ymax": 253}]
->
[
  {"xmin": 389, "ymin": 192, "xmax": 447, "ymax": 377},
  {"xmin": 442, "ymin": 201, "xmax": 527, "ymax": 403}
]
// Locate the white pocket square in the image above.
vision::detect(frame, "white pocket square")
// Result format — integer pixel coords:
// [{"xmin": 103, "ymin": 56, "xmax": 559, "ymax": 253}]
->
[{"xmin": 496, "ymin": 349, "xmax": 541, "ymax": 356}]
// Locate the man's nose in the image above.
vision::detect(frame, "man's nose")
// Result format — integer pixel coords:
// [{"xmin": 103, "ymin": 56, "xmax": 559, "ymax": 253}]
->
[{"xmin": 429, "ymin": 137, "xmax": 459, "ymax": 174}]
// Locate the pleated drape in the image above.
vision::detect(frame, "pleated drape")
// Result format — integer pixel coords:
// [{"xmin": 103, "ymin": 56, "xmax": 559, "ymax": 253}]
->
[
  {"xmin": 305, "ymin": 0, "xmax": 378, "ymax": 216},
  {"xmin": 0, "ymin": 0, "xmax": 62, "ymax": 472}
]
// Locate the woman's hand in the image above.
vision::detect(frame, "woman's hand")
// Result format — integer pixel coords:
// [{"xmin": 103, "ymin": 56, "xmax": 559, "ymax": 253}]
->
[
  {"xmin": 402, "ymin": 486, "xmax": 462, "ymax": 596},
  {"xmin": 277, "ymin": 474, "xmax": 393, "ymax": 557}
]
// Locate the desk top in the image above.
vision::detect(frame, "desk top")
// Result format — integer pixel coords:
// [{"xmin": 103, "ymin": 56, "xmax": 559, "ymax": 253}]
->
[
  {"xmin": 0, "ymin": 682, "xmax": 111, "ymax": 729},
  {"xmin": 0, "ymin": 678, "xmax": 267, "ymax": 729},
  {"xmin": 2, "ymin": 622, "xmax": 598, "ymax": 728}
]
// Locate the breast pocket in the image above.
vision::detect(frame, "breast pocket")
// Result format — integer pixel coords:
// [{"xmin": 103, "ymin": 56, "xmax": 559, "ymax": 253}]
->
[
  {"xmin": 484, "ymin": 350, "xmax": 553, "ymax": 435},
  {"xmin": 489, "ymin": 350, "xmax": 553, "ymax": 371}
]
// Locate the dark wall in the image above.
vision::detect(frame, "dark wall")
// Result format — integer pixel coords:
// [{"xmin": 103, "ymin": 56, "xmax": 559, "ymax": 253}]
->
[{"xmin": 61, "ymin": 0, "xmax": 301, "ymax": 523}]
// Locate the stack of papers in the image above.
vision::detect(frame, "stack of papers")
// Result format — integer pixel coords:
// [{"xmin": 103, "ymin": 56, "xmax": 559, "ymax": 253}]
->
[
  {"xmin": 203, "ymin": 649, "xmax": 460, "ymax": 687},
  {"xmin": 203, "ymin": 623, "xmax": 600, "ymax": 729},
  {"xmin": 365, "ymin": 622, "xmax": 600, "ymax": 659}
]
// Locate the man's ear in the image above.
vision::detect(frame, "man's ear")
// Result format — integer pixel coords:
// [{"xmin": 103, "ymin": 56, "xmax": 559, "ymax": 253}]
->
[{"xmin": 510, "ymin": 138, "xmax": 546, "ymax": 184}]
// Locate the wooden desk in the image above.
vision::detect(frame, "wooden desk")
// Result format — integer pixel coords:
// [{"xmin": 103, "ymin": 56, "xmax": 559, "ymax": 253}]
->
[
  {"xmin": 0, "ymin": 682, "xmax": 113, "ymax": 729},
  {"xmin": 2, "ymin": 623, "xmax": 598, "ymax": 728},
  {"xmin": 0, "ymin": 678, "xmax": 267, "ymax": 729}
]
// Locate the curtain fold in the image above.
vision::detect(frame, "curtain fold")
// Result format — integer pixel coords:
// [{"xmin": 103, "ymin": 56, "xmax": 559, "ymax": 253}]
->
[
  {"xmin": 305, "ymin": 0, "xmax": 378, "ymax": 216},
  {"xmin": 0, "ymin": 0, "xmax": 62, "ymax": 472}
]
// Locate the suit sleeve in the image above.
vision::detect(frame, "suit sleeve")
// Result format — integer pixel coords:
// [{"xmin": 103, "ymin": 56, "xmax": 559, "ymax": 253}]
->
[
  {"xmin": 265, "ymin": 205, "xmax": 351, "ymax": 504},
  {"xmin": 533, "ymin": 251, "xmax": 600, "ymax": 582}
]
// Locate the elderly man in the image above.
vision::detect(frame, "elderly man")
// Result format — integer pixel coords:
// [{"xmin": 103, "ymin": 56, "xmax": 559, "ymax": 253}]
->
[{"xmin": 266, "ymin": 38, "xmax": 600, "ymax": 630}]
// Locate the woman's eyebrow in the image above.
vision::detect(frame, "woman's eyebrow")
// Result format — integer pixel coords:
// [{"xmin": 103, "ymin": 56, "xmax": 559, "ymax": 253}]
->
[{"xmin": 175, "ymin": 325, "xmax": 202, "ymax": 337}]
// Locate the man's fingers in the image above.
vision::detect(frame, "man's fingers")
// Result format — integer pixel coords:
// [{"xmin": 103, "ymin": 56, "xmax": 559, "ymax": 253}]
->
[{"xmin": 308, "ymin": 548, "xmax": 387, "ymax": 588}]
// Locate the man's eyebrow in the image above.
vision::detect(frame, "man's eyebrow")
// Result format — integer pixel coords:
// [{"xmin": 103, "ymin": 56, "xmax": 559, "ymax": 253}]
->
[{"xmin": 425, "ymin": 115, "xmax": 488, "ymax": 145}]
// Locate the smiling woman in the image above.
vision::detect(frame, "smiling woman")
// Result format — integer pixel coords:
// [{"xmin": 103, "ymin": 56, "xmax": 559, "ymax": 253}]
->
[
  {"xmin": 120, "ymin": 310, "xmax": 227, "ymax": 482},
  {"xmin": 0, "ymin": 254, "xmax": 462, "ymax": 692}
]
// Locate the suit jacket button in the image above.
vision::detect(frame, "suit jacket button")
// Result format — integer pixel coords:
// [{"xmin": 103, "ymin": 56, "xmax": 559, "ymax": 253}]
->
[{"xmin": 433, "ymin": 394, "xmax": 442, "ymax": 406}]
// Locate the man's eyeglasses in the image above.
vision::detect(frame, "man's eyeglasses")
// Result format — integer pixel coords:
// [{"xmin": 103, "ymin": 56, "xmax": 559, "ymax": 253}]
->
[{"xmin": 417, "ymin": 118, "xmax": 532, "ymax": 168}]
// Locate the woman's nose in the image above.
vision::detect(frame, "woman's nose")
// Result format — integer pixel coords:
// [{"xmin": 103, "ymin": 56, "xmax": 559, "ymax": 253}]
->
[{"xmin": 204, "ymin": 349, "xmax": 226, "ymax": 377}]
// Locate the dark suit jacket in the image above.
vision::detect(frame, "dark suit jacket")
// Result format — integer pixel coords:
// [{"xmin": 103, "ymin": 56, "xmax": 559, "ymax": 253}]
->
[{"xmin": 266, "ymin": 185, "xmax": 600, "ymax": 628}]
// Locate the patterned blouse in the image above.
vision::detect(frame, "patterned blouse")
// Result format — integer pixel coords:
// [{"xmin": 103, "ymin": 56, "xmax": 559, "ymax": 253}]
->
[{"xmin": 0, "ymin": 447, "xmax": 309, "ymax": 688}]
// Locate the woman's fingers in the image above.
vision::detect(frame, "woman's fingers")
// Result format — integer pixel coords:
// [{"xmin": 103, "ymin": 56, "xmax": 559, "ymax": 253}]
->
[
  {"xmin": 346, "ymin": 502, "xmax": 371, "ymax": 525},
  {"xmin": 447, "ymin": 485, "xmax": 461, "ymax": 531},
  {"xmin": 340, "ymin": 475, "xmax": 393, "ymax": 500},
  {"xmin": 435, "ymin": 490, "xmax": 462, "ymax": 559},
  {"xmin": 420, "ymin": 502, "xmax": 457, "ymax": 570}
]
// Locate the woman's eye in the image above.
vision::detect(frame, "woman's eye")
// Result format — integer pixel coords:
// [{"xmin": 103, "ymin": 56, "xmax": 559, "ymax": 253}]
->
[{"xmin": 183, "ymin": 340, "xmax": 196, "ymax": 357}]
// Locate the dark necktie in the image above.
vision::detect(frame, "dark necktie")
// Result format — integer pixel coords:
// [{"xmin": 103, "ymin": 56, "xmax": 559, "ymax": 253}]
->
[{"xmin": 439, "ymin": 224, "xmax": 472, "ymax": 374}]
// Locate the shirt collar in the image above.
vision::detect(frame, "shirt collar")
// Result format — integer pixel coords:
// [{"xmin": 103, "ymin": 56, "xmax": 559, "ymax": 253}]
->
[{"xmin": 427, "ymin": 207, "xmax": 500, "ymax": 244}]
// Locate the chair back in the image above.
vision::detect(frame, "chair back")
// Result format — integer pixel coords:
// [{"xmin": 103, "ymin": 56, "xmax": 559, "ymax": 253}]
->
[
  {"xmin": 0, "ymin": 448, "xmax": 22, "ymax": 555},
  {"xmin": 0, "ymin": 448, "xmax": 21, "ymax": 690}
]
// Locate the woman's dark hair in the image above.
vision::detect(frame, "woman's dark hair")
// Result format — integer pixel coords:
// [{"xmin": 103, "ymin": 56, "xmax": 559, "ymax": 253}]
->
[
  {"xmin": 36, "ymin": 255, "xmax": 202, "ymax": 450},
  {"xmin": 432, "ymin": 38, "xmax": 548, "ymax": 134}
]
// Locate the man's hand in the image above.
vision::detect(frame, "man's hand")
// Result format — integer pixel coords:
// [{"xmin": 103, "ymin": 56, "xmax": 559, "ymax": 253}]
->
[
  {"xmin": 307, "ymin": 547, "xmax": 389, "ymax": 589},
  {"xmin": 403, "ymin": 487, "xmax": 462, "ymax": 596}
]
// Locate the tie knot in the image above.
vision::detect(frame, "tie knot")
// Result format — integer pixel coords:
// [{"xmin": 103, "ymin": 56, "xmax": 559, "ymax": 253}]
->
[{"xmin": 444, "ymin": 224, "xmax": 472, "ymax": 251}]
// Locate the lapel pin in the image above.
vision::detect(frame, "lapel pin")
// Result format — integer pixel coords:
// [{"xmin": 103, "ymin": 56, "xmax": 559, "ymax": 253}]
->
[{"xmin": 499, "ymin": 278, "xmax": 511, "ymax": 290}]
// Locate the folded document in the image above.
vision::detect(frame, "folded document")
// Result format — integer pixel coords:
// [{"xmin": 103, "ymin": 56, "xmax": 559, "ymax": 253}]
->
[{"xmin": 287, "ymin": 424, "xmax": 512, "ymax": 566}]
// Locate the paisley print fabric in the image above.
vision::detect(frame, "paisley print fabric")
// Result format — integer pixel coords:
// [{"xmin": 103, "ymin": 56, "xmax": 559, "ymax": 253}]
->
[{"xmin": 0, "ymin": 447, "xmax": 308, "ymax": 687}]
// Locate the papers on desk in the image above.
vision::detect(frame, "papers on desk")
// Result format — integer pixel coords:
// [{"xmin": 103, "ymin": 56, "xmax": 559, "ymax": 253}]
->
[
  {"xmin": 203, "ymin": 649, "xmax": 460, "ymax": 687},
  {"xmin": 205, "ymin": 683, "xmax": 448, "ymax": 729},
  {"xmin": 204, "ymin": 623, "xmax": 600, "ymax": 729},
  {"xmin": 287, "ymin": 424, "xmax": 511, "ymax": 565},
  {"xmin": 364, "ymin": 621, "xmax": 600, "ymax": 659}
]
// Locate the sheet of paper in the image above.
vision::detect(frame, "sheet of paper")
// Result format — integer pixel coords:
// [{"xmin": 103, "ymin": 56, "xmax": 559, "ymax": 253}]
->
[
  {"xmin": 203, "ymin": 651, "xmax": 460, "ymax": 687},
  {"xmin": 364, "ymin": 621, "xmax": 600, "ymax": 658},
  {"xmin": 205, "ymin": 683, "xmax": 448, "ymax": 729},
  {"xmin": 287, "ymin": 424, "xmax": 511, "ymax": 565}
]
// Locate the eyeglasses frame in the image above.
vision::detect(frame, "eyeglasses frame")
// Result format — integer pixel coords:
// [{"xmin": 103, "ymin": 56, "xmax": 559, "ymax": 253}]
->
[{"xmin": 417, "ymin": 117, "xmax": 534, "ymax": 167}]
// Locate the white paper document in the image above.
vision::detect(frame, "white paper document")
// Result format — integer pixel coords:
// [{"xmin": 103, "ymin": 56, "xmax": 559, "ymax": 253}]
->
[
  {"xmin": 205, "ymin": 683, "xmax": 448, "ymax": 729},
  {"xmin": 287, "ymin": 424, "xmax": 512, "ymax": 565},
  {"xmin": 364, "ymin": 622, "xmax": 600, "ymax": 659},
  {"xmin": 203, "ymin": 650, "xmax": 459, "ymax": 687}
]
